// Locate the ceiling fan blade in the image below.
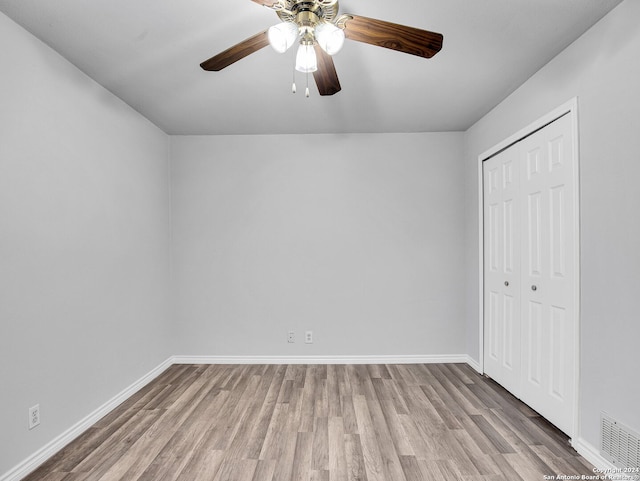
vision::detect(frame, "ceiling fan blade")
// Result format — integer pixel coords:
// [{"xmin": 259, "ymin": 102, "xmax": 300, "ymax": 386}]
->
[
  {"xmin": 200, "ymin": 30, "xmax": 270, "ymax": 71},
  {"xmin": 313, "ymin": 46, "xmax": 341, "ymax": 96},
  {"xmin": 343, "ymin": 15, "xmax": 443, "ymax": 58}
]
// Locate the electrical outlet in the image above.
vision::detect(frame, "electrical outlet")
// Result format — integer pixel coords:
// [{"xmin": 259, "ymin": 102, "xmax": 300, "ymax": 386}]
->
[
  {"xmin": 29, "ymin": 404, "xmax": 40, "ymax": 430},
  {"xmin": 305, "ymin": 331, "xmax": 313, "ymax": 344},
  {"xmin": 287, "ymin": 331, "xmax": 295, "ymax": 343}
]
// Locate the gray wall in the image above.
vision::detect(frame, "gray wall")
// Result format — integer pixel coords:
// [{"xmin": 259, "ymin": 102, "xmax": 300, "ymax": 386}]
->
[
  {"xmin": 170, "ymin": 133, "xmax": 466, "ymax": 357},
  {"xmin": 0, "ymin": 13, "xmax": 172, "ymax": 475},
  {"xmin": 3, "ymin": 0, "xmax": 640, "ymax": 475},
  {"xmin": 463, "ymin": 0, "xmax": 639, "ymax": 451}
]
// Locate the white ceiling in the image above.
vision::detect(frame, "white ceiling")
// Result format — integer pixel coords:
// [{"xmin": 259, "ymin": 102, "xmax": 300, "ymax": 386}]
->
[{"xmin": 0, "ymin": 0, "xmax": 623, "ymax": 135}]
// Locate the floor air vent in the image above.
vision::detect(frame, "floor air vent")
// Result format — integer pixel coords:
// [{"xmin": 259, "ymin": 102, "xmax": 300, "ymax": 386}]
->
[{"xmin": 601, "ymin": 413, "xmax": 640, "ymax": 469}]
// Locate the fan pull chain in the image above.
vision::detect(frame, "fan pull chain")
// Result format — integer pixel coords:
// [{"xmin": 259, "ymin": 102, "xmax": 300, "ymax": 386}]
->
[
  {"xmin": 291, "ymin": 68, "xmax": 296, "ymax": 94},
  {"xmin": 291, "ymin": 47, "xmax": 297, "ymax": 94},
  {"xmin": 305, "ymin": 71, "xmax": 310, "ymax": 98}
]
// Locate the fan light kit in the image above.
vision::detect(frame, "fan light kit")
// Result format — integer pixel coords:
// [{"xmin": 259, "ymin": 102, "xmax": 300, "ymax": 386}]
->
[{"xmin": 200, "ymin": 0, "xmax": 443, "ymax": 97}]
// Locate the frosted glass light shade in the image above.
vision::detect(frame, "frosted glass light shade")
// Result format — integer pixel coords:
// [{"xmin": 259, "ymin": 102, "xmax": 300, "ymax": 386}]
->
[
  {"xmin": 268, "ymin": 22, "xmax": 298, "ymax": 53},
  {"xmin": 315, "ymin": 22, "xmax": 345, "ymax": 55},
  {"xmin": 295, "ymin": 43, "xmax": 317, "ymax": 73}
]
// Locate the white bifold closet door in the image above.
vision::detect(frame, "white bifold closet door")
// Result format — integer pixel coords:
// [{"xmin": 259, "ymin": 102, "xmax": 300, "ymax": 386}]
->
[{"xmin": 483, "ymin": 113, "xmax": 576, "ymax": 436}]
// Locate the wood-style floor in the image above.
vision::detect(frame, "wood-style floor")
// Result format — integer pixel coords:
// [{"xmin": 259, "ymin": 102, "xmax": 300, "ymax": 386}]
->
[{"xmin": 25, "ymin": 363, "xmax": 594, "ymax": 481}]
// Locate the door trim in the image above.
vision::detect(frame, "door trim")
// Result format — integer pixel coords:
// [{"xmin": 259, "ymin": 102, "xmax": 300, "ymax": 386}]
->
[{"xmin": 477, "ymin": 97, "xmax": 581, "ymax": 439}]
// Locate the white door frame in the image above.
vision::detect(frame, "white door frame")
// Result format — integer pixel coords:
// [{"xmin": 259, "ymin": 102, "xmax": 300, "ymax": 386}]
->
[{"xmin": 477, "ymin": 97, "xmax": 581, "ymax": 439}]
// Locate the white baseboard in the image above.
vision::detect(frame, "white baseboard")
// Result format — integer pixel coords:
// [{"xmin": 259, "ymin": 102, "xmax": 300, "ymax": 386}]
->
[
  {"xmin": 0, "ymin": 357, "xmax": 173, "ymax": 481},
  {"xmin": 0, "ymin": 353, "xmax": 480, "ymax": 481},
  {"xmin": 464, "ymin": 355, "xmax": 483, "ymax": 373},
  {"xmin": 572, "ymin": 437, "xmax": 617, "ymax": 473},
  {"xmin": 171, "ymin": 354, "xmax": 472, "ymax": 365}
]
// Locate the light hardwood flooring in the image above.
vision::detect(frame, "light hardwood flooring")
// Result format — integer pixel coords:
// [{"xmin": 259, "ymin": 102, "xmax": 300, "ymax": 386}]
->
[{"xmin": 25, "ymin": 363, "xmax": 595, "ymax": 481}]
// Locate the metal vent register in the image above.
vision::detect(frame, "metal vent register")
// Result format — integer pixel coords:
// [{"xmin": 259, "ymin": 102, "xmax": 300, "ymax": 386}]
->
[{"xmin": 601, "ymin": 413, "xmax": 640, "ymax": 471}]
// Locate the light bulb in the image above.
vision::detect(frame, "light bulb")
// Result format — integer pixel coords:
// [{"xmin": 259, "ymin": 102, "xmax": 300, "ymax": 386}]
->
[
  {"xmin": 315, "ymin": 22, "xmax": 345, "ymax": 55},
  {"xmin": 295, "ymin": 43, "xmax": 317, "ymax": 73},
  {"xmin": 268, "ymin": 22, "xmax": 298, "ymax": 53}
]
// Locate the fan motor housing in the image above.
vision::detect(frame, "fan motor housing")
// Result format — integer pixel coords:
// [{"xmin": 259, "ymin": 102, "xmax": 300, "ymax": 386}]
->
[{"xmin": 277, "ymin": 0, "xmax": 340, "ymax": 24}]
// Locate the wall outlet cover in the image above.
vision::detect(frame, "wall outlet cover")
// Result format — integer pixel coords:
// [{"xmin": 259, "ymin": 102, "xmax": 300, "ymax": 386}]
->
[{"xmin": 29, "ymin": 404, "xmax": 40, "ymax": 430}]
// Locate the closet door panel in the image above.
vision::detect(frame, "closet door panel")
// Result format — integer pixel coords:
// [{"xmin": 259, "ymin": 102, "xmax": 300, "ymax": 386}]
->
[
  {"xmin": 483, "ymin": 147, "xmax": 522, "ymax": 396},
  {"xmin": 519, "ymin": 113, "xmax": 575, "ymax": 435}
]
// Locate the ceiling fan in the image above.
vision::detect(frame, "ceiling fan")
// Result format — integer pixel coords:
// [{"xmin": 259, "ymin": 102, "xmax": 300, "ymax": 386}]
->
[{"xmin": 200, "ymin": 0, "xmax": 443, "ymax": 97}]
